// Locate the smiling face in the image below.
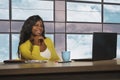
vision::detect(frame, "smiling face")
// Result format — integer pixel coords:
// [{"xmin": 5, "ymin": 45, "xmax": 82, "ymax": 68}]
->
[{"xmin": 32, "ymin": 20, "xmax": 43, "ymax": 36}]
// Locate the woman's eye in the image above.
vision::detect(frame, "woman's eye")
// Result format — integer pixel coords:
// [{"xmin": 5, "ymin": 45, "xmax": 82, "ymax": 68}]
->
[
  {"xmin": 34, "ymin": 25, "xmax": 39, "ymax": 27},
  {"xmin": 34, "ymin": 24, "xmax": 38, "ymax": 26},
  {"xmin": 34, "ymin": 25, "xmax": 42, "ymax": 28}
]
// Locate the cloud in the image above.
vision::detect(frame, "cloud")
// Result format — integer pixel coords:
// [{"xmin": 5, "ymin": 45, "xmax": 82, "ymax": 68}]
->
[
  {"xmin": 104, "ymin": 5, "xmax": 120, "ymax": 13},
  {"xmin": 67, "ymin": 2, "xmax": 101, "ymax": 22},
  {"xmin": 67, "ymin": 35, "xmax": 92, "ymax": 59},
  {"xmin": 104, "ymin": 0, "xmax": 120, "ymax": 3},
  {"xmin": 12, "ymin": 34, "xmax": 19, "ymax": 41}
]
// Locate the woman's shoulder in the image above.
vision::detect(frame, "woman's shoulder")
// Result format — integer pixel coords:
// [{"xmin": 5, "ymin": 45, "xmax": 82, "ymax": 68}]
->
[
  {"xmin": 20, "ymin": 40, "xmax": 31, "ymax": 48},
  {"xmin": 45, "ymin": 37, "xmax": 53, "ymax": 43},
  {"xmin": 45, "ymin": 37, "xmax": 52, "ymax": 41}
]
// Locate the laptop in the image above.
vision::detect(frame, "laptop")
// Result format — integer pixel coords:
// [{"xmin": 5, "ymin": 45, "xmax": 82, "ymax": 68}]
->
[{"xmin": 72, "ymin": 32, "xmax": 117, "ymax": 61}]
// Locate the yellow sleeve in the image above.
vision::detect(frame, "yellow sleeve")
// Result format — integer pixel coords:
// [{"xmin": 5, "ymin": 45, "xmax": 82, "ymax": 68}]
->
[
  {"xmin": 19, "ymin": 40, "xmax": 48, "ymax": 60},
  {"xmin": 45, "ymin": 38, "xmax": 61, "ymax": 61}
]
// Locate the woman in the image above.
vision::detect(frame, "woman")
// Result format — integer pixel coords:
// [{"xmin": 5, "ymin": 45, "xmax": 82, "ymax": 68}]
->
[{"xmin": 18, "ymin": 15, "xmax": 60, "ymax": 62}]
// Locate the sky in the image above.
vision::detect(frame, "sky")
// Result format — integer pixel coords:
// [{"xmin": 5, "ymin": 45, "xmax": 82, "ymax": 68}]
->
[{"xmin": 67, "ymin": 2, "xmax": 120, "ymax": 23}]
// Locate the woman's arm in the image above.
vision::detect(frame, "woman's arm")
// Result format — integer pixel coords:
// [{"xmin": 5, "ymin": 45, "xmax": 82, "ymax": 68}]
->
[
  {"xmin": 45, "ymin": 38, "xmax": 61, "ymax": 61},
  {"xmin": 19, "ymin": 40, "xmax": 48, "ymax": 60}
]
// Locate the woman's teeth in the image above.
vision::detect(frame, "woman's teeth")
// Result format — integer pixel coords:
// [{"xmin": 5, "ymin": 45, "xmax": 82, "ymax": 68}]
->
[{"xmin": 36, "ymin": 31, "xmax": 40, "ymax": 34}]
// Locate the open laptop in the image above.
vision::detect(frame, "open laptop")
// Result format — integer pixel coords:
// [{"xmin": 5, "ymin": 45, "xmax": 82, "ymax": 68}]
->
[{"xmin": 72, "ymin": 32, "xmax": 117, "ymax": 61}]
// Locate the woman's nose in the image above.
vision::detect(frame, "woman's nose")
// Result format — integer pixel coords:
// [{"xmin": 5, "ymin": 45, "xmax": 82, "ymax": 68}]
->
[{"xmin": 36, "ymin": 26, "xmax": 42, "ymax": 29}]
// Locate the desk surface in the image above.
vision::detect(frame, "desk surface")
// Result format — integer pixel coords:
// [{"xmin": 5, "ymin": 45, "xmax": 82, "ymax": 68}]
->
[{"xmin": 0, "ymin": 59, "xmax": 120, "ymax": 75}]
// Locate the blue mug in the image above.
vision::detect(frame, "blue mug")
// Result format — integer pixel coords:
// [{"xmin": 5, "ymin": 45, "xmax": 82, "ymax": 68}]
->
[{"xmin": 62, "ymin": 51, "xmax": 70, "ymax": 62}]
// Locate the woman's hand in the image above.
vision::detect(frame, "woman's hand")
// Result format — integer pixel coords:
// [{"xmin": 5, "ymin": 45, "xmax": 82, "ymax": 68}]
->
[{"xmin": 30, "ymin": 36, "xmax": 44, "ymax": 46}]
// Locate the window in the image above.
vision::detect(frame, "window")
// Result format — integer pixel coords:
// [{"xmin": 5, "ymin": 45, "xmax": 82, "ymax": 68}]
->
[
  {"xmin": 67, "ymin": 1, "xmax": 120, "ymax": 23},
  {"xmin": 0, "ymin": 0, "xmax": 54, "ymax": 61},
  {"xmin": 66, "ymin": 0, "xmax": 120, "ymax": 59},
  {"xmin": 12, "ymin": 0, "xmax": 53, "ymax": 21},
  {"xmin": 67, "ymin": 2, "xmax": 101, "ymax": 22},
  {"xmin": 67, "ymin": 34, "xmax": 93, "ymax": 59},
  {"xmin": 104, "ymin": 0, "xmax": 120, "ymax": 3},
  {"xmin": 0, "ymin": 0, "xmax": 9, "ymax": 20},
  {"xmin": 0, "ymin": 0, "xmax": 120, "ymax": 62},
  {"xmin": 104, "ymin": 5, "xmax": 120, "ymax": 23},
  {"xmin": 0, "ymin": 34, "xmax": 9, "ymax": 62}
]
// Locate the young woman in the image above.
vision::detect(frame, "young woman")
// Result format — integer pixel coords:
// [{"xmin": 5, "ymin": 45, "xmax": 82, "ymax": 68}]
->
[{"xmin": 18, "ymin": 15, "xmax": 60, "ymax": 62}]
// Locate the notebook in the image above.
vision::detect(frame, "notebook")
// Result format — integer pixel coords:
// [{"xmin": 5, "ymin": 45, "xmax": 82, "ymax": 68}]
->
[{"xmin": 72, "ymin": 32, "xmax": 117, "ymax": 61}]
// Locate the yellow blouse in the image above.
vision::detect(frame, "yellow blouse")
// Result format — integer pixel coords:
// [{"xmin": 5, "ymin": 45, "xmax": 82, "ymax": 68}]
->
[{"xmin": 19, "ymin": 37, "xmax": 60, "ymax": 61}]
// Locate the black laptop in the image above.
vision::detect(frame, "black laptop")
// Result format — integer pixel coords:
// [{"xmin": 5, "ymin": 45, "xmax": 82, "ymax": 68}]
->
[{"xmin": 72, "ymin": 32, "xmax": 117, "ymax": 61}]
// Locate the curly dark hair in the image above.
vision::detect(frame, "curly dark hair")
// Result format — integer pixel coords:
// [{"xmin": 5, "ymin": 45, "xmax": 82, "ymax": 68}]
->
[{"xmin": 18, "ymin": 15, "xmax": 46, "ymax": 58}]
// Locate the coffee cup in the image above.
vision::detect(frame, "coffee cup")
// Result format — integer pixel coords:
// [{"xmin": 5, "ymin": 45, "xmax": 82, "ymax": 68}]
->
[{"xmin": 61, "ymin": 51, "xmax": 70, "ymax": 62}]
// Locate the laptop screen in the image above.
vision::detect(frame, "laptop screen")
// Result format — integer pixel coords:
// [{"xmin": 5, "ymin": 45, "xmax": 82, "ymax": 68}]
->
[{"xmin": 92, "ymin": 32, "xmax": 117, "ymax": 60}]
